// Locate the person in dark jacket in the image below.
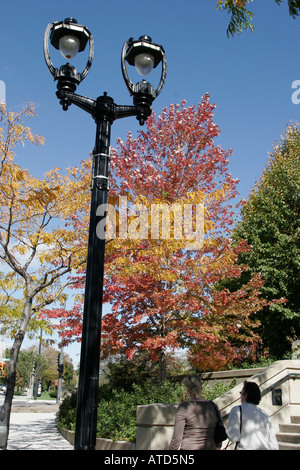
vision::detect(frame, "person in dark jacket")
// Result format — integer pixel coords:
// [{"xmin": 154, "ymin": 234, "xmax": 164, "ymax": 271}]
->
[{"xmin": 169, "ymin": 375, "xmax": 221, "ymax": 450}]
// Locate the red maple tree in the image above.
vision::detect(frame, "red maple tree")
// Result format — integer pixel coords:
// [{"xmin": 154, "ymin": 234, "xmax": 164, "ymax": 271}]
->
[{"xmin": 44, "ymin": 96, "xmax": 267, "ymax": 379}]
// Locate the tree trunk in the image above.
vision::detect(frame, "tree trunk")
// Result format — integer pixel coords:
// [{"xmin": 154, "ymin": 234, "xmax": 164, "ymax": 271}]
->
[
  {"xmin": 0, "ymin": 298, "xmax": 32, "ymax": 449},
  {"xmin": 158, "ymin": 349, "xmax": 167, "ymax": 385},
  {"xmin": 158, "ymin": 310, "xmax": 167, "ymax": 385}
]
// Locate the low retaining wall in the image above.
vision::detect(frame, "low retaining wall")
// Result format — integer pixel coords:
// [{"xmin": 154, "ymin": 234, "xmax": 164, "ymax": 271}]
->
[{"xmin": 57, "ymin": 427, "xmax": 135, "ymax": 450}]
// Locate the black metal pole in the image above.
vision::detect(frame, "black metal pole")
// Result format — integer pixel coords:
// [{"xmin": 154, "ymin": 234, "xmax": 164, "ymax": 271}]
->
[
  {"xmin": 74, "ymin": 95, "xmax": 113, "ymax": 450},
  {"xmin": 56, "ymin": 348, "xmax": 64, "ymax": 405},
  {"xmin": 55, "ymin": 89, "xmax": 148, "ymax": 450}
]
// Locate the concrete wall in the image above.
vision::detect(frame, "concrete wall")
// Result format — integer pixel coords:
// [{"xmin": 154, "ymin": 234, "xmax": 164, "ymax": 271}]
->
[{"xmin": 136, "ymin": 403, "xmax": 178, "ymax": 450}]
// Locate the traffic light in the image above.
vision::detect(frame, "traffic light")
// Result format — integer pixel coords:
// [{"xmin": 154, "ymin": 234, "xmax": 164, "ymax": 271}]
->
[
  {"xmin": 57, "ymin": 354, "xmax": 64, "ymax": 377},
  {"xmin": 0, "ymin": 362, "xmax": 3, "ymax": 377}
]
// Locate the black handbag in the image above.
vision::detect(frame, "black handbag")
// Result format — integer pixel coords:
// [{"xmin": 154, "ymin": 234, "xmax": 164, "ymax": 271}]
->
[{"xmin": 211, "ymin": 402, "xmax": 227, "ymax": 443}]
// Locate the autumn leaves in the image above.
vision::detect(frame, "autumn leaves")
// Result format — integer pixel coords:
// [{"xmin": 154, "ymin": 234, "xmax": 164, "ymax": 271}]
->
[{"xmin": 0, "ymin": 97, "xmax": 268, "ymax": 382}]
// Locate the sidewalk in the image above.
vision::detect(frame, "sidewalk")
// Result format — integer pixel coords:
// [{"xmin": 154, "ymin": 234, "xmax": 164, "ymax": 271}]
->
[{"xmin": 5, "ymin": 399, "xmax": 73, "ymax": 450}]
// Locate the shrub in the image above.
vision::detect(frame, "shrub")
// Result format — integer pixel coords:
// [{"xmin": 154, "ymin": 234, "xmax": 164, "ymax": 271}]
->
[
  {"xmin": 57, "ymin": 392, "xmax": 77, "ymax": 432},
  {"xmin": 96, "ymin": 381, "xmax": 183, "ymax": 442},
  {"xmin": 57, "ymin": 379, "xmax": 235, "ymax": 442}
]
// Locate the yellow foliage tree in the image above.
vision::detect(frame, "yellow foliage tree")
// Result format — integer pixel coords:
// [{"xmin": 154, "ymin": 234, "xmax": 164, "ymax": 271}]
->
[{"xmin": 0, "ymin": 104, "xmax": 87, "ymax": 449}]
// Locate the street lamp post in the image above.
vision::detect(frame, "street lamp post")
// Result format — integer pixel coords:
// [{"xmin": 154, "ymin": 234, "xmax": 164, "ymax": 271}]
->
[{"xmin": 44, "ymin": 18, "xmax": 166, "ymax": 451}]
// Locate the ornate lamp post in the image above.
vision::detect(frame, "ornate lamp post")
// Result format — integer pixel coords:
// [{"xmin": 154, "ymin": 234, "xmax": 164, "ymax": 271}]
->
[{"xmin": 44, "ymin": 18, "xmax": 166, "ymax": 450}]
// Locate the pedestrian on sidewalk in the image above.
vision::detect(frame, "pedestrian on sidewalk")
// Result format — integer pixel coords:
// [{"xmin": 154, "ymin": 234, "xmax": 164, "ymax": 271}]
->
[{"xmin": 226, "ymin": 381, "xmax": 279, "ymax": 450}]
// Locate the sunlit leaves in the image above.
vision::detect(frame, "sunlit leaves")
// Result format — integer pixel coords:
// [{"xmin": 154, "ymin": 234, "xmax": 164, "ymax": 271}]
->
[
  {"xmin": 216, "ymin": 0, "xmax": 254, "ymax": 37},
  {"xmin": 45, "ymin": 97, "xmax": 268, "ymax": 374},
  {"xmin": 0, "ymin": 103, "xmax": 44, "ymax": 175},
  {"xmin": 0, "ymin": 104, "xmax": 87, "ymax": 340},
  {"xmin": 216, "ymin": 1, "xmax": 300, "ymax": 37},
  {"xmin": 99, "ymin": 97, "xmax": 266, "ymax": 373}
]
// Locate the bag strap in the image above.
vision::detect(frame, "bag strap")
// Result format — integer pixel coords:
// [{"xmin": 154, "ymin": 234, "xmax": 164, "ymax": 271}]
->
[
  {"xmin": 234, "ymin": 405, "xmax": 242, "ymax": 450},
  {"xmin": 211, "ymin": 401, "xmax": 222, "ymax": 423}
]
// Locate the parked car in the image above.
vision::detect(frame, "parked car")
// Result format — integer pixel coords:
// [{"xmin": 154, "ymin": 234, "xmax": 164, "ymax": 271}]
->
[{"xmin": 0, "ymin": 384, "xmax": 7, "ymax": 394}]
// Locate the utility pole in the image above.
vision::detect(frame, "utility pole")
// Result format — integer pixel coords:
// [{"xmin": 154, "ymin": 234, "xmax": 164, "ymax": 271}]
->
[
  {"xmin": 56, "ymin": 348, "xmax": 64, "ymax": 405},
  {"xmin": 33, "ymin": 330, "xmax": 42, "ymax": 400}
]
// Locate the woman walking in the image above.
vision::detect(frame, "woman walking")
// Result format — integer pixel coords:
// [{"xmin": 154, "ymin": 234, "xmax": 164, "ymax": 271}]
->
[
  {"xmin": 169, "ymin": 375, "xmax": 223, "ymax": 450},
  {"xmin": 226, "ymin": 381, "xmax": 279, "ymax": 450}
]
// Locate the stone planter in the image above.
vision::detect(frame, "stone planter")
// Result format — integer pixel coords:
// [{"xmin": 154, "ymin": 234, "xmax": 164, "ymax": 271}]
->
[{"xmin": 57, "ymin": 426, "xmax": 135, "ymax": 450}]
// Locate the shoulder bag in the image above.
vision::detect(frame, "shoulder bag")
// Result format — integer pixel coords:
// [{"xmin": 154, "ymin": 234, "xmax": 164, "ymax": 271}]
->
[{"xmin": 211, "ymin": 401, "xmax": 227, "ymax": 444}]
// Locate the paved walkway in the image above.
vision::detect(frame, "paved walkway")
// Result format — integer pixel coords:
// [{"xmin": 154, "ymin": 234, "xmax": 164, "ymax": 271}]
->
[{"xmin": 7, "ymin": 412, "xmax": 73, "ymax": 450}]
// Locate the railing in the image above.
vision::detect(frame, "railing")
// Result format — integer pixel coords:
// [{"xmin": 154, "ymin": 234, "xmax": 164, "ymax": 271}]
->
[
  {"xmin": 221, "ymin": 372, "xmax": 300, "ymax": 422},
  {"xmin": 260, "ymin": 373, "xmax": 300, "ymax": 397}
]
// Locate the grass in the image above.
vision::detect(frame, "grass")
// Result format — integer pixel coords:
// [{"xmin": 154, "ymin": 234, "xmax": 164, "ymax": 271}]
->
[{"xmin": 37, "ymin": 391, "xmax": 56, "ymax": 400}]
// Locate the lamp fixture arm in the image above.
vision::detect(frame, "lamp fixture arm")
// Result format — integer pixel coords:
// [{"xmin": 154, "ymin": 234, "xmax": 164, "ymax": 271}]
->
[
  {"xmin": 56, "ymin": 88, "xmax": 150, "ymax": 124},
  {"xmin": 114, "ymin": 104, "xmax": 139, "ymax": 120},
  {"xmin": 56, "ymin": 89, "xmax": 97, "ymax": 115}
]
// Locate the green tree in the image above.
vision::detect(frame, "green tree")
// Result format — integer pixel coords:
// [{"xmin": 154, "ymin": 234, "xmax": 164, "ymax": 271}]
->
[
  {"xmin": 38, "ymin": 346, "xmax": 74, "ymax": 391},
  {"xmin": 15, "ymin": 349, "xmax": 40, "ymax": 391},
  {"xmin": 233, "ymin": 123, "xmax": 300, "ymax": 357},
  {"xmin": 101, "ymin": 353, "xmax": 159, "ymax": 392},
  {"xmin": 216, "ymin": 0, "xmax": 300, "ymax": 37},
  {"xmin": 63, "ymin": 361, "xmax": 75, "ymax": 389}
]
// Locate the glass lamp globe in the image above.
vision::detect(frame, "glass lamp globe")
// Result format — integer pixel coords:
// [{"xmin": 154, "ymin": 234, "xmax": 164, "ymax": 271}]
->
[
  {"xmin": 134, "ymin": 53, "xmax": 154, "ymax": 76},
  {"xmin": 59, "ymin": 35, "xmax": 80, "ymax": 59}
]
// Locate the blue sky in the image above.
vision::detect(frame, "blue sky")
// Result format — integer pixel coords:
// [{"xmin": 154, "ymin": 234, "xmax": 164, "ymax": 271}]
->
[{"xmin": 1, "ymin": 0, "xmax": 300, "ymax": 366}]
